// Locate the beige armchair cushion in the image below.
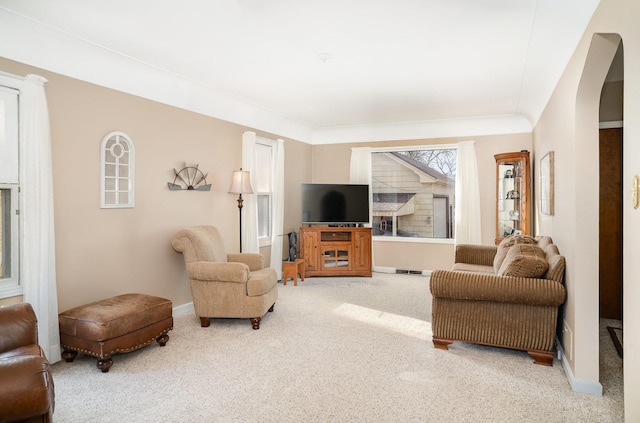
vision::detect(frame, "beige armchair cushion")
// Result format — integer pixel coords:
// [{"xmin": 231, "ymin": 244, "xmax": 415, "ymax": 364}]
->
[
  {"xmin": 247, "ymin": 268, "xmax": 279, "ymax": 296},
  {"xmin": 227, "ymin": 253, "xmax": 265, "ymax": 272}
]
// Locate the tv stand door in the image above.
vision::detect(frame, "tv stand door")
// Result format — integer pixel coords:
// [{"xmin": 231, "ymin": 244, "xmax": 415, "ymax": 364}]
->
[
  {"xmin": 320, "ymin": 244, "xmax": 352, "ymax": 271},
  {"xmin": 300, "ymin": 227, "xmax": 372, "ymax": 277},
  {"xmin": 353, "ymin": 230, "xmax": 372, "ymax": 272},
  {"xmin": 301, "ymin": 230, "xmax": 318, "ymax": 272}
]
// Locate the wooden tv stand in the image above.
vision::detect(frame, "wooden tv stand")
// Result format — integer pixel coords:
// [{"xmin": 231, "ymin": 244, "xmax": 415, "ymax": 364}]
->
[{"xmin": 300, "ymin": 227, "xmax": 372, "ymax": 277}]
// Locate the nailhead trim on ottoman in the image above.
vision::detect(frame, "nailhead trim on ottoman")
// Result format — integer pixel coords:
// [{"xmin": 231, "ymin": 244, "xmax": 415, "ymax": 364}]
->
[{"xmin": 58, "ymin": 293, "xmax": 173, "ymax": 373}]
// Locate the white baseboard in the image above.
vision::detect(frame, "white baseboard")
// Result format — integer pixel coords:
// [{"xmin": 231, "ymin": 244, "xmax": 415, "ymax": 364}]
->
[
  {"xmin": 173, "ymin": 302, "xmax": 194, "ymax": 316},
  {"xmin": 555, "ymin": 336, "xmax": 603, "ymax": 396}
]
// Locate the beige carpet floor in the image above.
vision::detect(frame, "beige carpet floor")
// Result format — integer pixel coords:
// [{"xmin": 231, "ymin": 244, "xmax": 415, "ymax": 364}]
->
[{"xmin": 50, "ymin": 273, "xmax": 623, "ymax": 422}]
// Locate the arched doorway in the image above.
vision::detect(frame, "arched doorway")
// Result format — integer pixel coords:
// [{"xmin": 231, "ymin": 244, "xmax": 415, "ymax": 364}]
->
[
  {"xmin": 573, "ymin": 32, "xmax": 623, "ymax": 397},
  {"xmin": 598, "ymin": 40, "xmax": 624, "ymax": 396}
]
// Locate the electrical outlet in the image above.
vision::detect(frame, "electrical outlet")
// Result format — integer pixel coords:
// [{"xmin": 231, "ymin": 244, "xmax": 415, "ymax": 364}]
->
[{"xmin": 563, "ymin": 320, "xmax": 573, "ymax": 361}]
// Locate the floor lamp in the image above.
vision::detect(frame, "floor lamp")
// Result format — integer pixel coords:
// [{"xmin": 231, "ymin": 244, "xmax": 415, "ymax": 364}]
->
[{"xmin": 228, "ymin": 168, "xmax": 253, "ymax": 252}]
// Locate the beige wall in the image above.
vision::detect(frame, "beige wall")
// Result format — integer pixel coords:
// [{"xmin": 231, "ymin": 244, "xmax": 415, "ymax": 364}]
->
[
  {"xmin": 0, "ymin": 57, "xmax": 311, "ymax": 312},
  {"xmin": 533, "ymin": 0, "xmax": 639, "ymax": 415},
  {"xmin": 282, "ymin": 136, "xmax": 313, "ymax": 251},
  {"xmin": 310, "ymin": 134, "xmax": 532, "ymax": 271}
]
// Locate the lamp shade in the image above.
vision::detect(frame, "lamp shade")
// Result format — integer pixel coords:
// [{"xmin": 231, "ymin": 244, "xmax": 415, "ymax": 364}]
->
[{"xmin": 228, "ymin": 169, "xmax": 254, "ymax": 194}]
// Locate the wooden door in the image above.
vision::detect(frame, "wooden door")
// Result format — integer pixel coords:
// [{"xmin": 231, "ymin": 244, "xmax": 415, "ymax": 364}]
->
[{"xmin": 599, "ymin": 128, "xmax": 623, "ymax": 320}]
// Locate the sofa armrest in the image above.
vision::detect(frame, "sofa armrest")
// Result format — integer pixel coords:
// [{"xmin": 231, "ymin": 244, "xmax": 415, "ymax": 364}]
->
[
  {"xmin": 227, "ymin": 253, "xmax": 264, "ymax": 271},
  {"xmin": 0, "ymin": 303, "xmax": 38, "ymax": 354},
  {"xmin": 186, "ymin": 261, "xmax": 250, "ymax": 283},
  {"xmin": 430, "ymin": 269, "xmax": 566, "ymax": 306},
  {"xmin": 454, "ymin": 244, "xmax": 497, "ymax": 266}
]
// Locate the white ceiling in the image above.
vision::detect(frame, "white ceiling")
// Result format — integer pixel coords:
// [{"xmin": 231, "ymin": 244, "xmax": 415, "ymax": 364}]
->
[{"xmin": 0, "ymin": 0, "xmax": 600, "ymax": 144}]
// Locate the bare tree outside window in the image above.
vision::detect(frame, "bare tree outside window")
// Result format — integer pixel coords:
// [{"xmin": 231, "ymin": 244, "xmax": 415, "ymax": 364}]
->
[{"xmin": 399, "ymin": 150, "xmax": 456, "ymax": 177}]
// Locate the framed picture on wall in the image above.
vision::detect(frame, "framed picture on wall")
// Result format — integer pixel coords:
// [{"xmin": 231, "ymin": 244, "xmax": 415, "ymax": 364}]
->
[{"xmin": 540, "ymin": 151, "xmax": 554, "ymax": 215}]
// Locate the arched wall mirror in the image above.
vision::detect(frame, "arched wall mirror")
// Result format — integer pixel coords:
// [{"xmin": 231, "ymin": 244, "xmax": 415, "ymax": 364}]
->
[{"xmin": 100, "ymin": 131, "xmax": 135, "ymax": 208}]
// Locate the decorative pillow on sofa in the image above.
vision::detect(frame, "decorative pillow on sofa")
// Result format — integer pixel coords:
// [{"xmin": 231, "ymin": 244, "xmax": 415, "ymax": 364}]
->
[
  {"xmin": 497, "ymin": 243, "xmax": 549, "ymax": 278},
  {"xmin": 493, "ymin": 235, "xmax": 538, "ymax": 274}
]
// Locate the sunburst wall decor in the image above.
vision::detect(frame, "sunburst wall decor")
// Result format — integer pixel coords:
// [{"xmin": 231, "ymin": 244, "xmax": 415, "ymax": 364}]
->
[{"xmin": 168, "ymin": 163, "xmax": 211, "ymax": 191}]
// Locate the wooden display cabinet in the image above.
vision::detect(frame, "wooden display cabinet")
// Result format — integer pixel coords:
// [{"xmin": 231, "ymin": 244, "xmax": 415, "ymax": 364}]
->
[
  {"xmin": 495, "ymin": 151, "xmax": 530, "ymax": 244},
  {"xmin": 300, "ymin": 227, "xmax": 372, "ymax": 277}
]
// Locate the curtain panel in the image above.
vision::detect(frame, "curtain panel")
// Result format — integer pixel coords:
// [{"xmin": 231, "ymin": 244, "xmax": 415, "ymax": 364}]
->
[
  {"xmin": 269, "ymin": 139, "xmax": 285, "ymax": 278},
  {"xmin": 454, "ymin": 140, "xmax": 482, "ymax": 244},
  {"xmin": 20, "ymin": 74, "xmax": 61, "ymax": 363}
]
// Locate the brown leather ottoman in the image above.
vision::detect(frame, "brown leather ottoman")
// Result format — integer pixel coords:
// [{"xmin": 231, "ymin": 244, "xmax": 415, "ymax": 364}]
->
[{"xmin": 58, "ymin": 293, "xmax": 173, "ymax": 373}]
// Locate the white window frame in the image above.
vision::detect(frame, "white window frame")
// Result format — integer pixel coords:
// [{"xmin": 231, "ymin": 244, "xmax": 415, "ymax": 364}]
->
[
  {"xmin": 0, "ymin": 74, "xmax": 22, "ymax": 298},
  {"xmin": 0, "ymin": 185, "xmax": 20, "ymax": 297},
  {"xmin": 370, "ymin": 144, "xmax": 457, "ymax": 244},
  {"xmin": 100, "ymin": 131, "xmax": 135, "ymax": 209},
  {"xmin": 256, "ymin": 137, "xmax": 276, "ymax": 247}
]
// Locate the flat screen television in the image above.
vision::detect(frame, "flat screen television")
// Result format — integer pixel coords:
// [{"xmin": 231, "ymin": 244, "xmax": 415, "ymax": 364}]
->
[{"xmin": 301, "ymin": 183, "xmax": 370, "ymax": 225}]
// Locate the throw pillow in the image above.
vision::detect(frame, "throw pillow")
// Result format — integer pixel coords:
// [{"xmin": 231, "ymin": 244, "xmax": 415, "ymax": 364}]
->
[
  {"xmin": 497, "ymin": 243, "xmax": 549, "ymax": 278},
  {"xmin": 493, "ymin": 235, "xmax": 538, "ymax": 274}
]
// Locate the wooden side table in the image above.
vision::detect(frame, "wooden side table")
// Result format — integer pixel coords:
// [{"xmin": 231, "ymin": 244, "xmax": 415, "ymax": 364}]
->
[{"xmin": 282, "ymin": 258, "xmax": 305, "ymax": 286}]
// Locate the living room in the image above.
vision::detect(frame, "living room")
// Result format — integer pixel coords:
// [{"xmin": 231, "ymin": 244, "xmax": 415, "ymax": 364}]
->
[{"xmin": 0, "ymin": 0, "xmax": 638, "ymax": 421}]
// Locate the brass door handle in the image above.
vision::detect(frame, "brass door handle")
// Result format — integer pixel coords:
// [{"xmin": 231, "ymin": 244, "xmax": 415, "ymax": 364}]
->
[{"xmin": 632, "ymin": 175, "xmax": 639, "ymax": 209}]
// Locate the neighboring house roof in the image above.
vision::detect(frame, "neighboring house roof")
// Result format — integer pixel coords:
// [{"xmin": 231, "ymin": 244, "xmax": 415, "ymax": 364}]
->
[{"xmin": 389, "ymin": 152, "xmax": 450, "ymax": 182}]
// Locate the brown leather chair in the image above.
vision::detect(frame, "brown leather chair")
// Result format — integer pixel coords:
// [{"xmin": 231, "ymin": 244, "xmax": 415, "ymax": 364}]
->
[{"xmin": 0, "ymin": 302, "xmax": 55, "ymax": 422}]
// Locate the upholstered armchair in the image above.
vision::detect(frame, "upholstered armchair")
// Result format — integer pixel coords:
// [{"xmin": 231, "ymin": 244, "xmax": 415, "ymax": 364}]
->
[
  {"xmin": 0, "ymin": 302, "xmax": 55, "ymax": 422},
  {"xmin": 171, "ymin": 225, "xmax": 278, "ymax": 329}
]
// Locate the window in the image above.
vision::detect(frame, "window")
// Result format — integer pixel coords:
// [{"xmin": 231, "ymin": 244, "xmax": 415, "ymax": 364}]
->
[
  {"xmin": 100, "ymin": 132, "xmax": 135, "ymax": 208},
  {"xmin": 0, "ymin": 81, "xmax": 20, "ymax": 297},
  {"xmin": 256, "ymin": 138, "xmax": 275, "ymax": 245},
  {"xmin": 371, "ymin": 147, "xmax": 456, "ymax": 239},
  {"xmin": 0, "ymin": 186, "xmax": 19, "ymax": 292}
]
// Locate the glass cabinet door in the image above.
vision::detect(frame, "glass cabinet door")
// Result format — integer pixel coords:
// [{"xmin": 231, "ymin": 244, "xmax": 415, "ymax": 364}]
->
[
  {"xmin": 321, "ymin": 245, "xmax": 351, "ymax": 270},
  {"xmin": 495, "ymin": 151, "xmax": 530, "ymax": 244}
]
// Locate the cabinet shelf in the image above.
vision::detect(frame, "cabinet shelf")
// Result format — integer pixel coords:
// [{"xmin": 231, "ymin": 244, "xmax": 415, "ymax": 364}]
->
[{"xmin": 495, "ymin": 151, "xmax": 530, "ymax": 244}]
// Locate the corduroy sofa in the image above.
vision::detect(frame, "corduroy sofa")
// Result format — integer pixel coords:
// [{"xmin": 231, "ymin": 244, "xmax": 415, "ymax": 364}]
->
[
  {"xmin": 172, "ymin": 225, "xmax": 278, "ymax": 330},
  {"xmin": 430, "ymin": 235, "xmax": 566, "ymax": 365},
  {"xmin": 0, "ymin": 302, "xmax": 55, "ymax": 422}
]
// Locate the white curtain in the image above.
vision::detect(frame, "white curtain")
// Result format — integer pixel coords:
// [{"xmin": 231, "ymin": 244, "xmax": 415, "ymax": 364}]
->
[
  {"xmin": 241, "ymin": 132, "xmax": 259, "ymax": 253},
  {"xmin": 349, "ymin": 147, "xmax": 372, "ymax": 186},
  {"xmin": 269, "ymin": 139, "xmax": 285, "ymax": 278},
  {"xmin": 20, "ymin": 74, "xmax": 61, "ymax": 363},
  {"xmin": 454, "ymin": 140, "xmax": 482, "ymax": 244},
  {"xmin": 349, "ymin": 147, "xmax": 373, "ymax": 227}
]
